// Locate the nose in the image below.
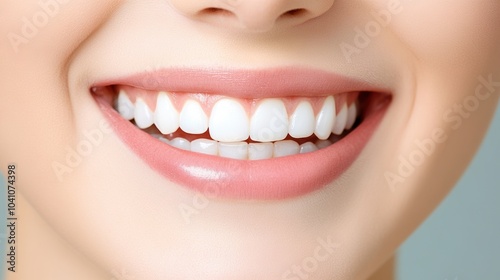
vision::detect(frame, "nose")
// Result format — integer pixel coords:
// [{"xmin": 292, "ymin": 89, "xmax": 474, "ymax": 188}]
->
[{"xmin": 169, "ymin": 0, "xmax": 336, "ymax": 33}]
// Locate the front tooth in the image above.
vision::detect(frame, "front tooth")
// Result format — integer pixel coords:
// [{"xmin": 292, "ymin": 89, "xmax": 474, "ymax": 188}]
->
[
  {"xmin": 209, "ymin": 98, "xmax": 249, "ymax": 142},
  {"xmin": 332, "ymin": 104, "xmax": 348, "ymax": 135},
  {"xmin": 134, "ymin": 98, "xmax": 154, "ymax": 129},
  {"xmin": 154, "ymin": 92, "xmax": 179, "ymax": 134},
  {"xmin": 248, "ymin": 143, "xmax": 274, "ymax": 160},
  {"xmin": 250, "ymin": 99, "xmax": 289, "ymax": 142},
  {"xmin": 314, "ymin": 96, "xmax": 336, "ymax": 140},
  {"xmin": 273, "ymin": 140, "xmax": 300, "ymax": 158},
  {"xmin": 179, "ymin": 100, "xmax": 208, "ymax": 134},
  {"xmin": 289, "ymin": 101, "xmax": 315, "ymax": 138},
  {"xmin": 116, "ymin": 90, "xmax": 135, "ymax": 120},
  {"xmin": 169, "ymin": 137, "xmax": 191, "ymax": 151},
  {"xmin": 218, "ymin": 142, "xmax": 248, "ymax": 160},
  {"xmin": 299, "ymin": 142, "xmax": 318, "ymax": 154},
  {"xmin": 345, "ymin": 103, "xmax": 357, "ymax": 130},
  {"xmin": 191, "ymin": 139, "xmax": 218, "ymax": 156}
]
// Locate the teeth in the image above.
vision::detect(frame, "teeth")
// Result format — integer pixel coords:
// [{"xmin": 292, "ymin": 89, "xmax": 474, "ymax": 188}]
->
[
  {"xmin": 154, "ymin": 92, "xmax": 179, "ymax": 134},
  {"xmin": 315, "ymin": 140, "xmax": 332, "ymax": 149},
  {"xmin": 274, "ymin": 140, "xmax": 300, "ymax": 158},
  {"xmin": 191, "ymin": 139, "xmax": 218, "ymax": 156},
  {"xmin": 248, "ymin": 143, "xmax": 274, "ymax": 160},
  {"xmin": 179, "ymin": 100, "xmax": 209, "ymax": 134},
  {"xmin": 289, "ymin": 101, "xmax": 315, "ymax": 138},
  {"xmin": 299, "ymin": 142, "xmax": 318, "ymax": 154},
  {"xmin": 160, "ymin": 138, "xmax": 329, "ymax": 159},
  {"xmin": 314, "ymin": 96, "xmax": 336, "ymax": 140},
  {"xmin": 159, "ymin": 137, "xmax": 170, "ymax": 144},
  {"xmin": 116, "ymin": 90, "xmax": 135, "ymax": 120},
  {"xmin": 116, "ymin": 90, "xmax": 363, "ymax": 159},
  {"xmin": 151, "ymin": 134, "xmax": 171, "ymax": 144},
  {"xmin": 332, "ymin": 104, "xmax": 348, "ymax": 135},
  {"xmin": 345, "ymin": 103, "xmax": 357, "ymax": 130},
  {"xmin": 209, "ymin": 98, "xmax": 249, "ymax": 142},
  {"xmin": 134, "ymin": 98, "xmax": 154, "ymax": 129},
  {"xmin": 250, "ymin": 99, "xmax": 289, "ymax": 142},
  {"xmin": 218, "ymin": 142, "xmax": 248, "ymax": 160},
  {"xmin": 170, "ymin": 137, "xmax": 191, "ymax": 151}
]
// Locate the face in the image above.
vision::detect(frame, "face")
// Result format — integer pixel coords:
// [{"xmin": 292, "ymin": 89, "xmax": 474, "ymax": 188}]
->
[{"xmin": 1, "ymin": 0, "xmax": 499, "ymax": 279}]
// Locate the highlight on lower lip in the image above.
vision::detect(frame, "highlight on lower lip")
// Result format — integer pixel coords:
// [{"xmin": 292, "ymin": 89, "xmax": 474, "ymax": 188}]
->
[{"xmin": 94, "ymin": 91, "xmax": 390, "ymax": 200}]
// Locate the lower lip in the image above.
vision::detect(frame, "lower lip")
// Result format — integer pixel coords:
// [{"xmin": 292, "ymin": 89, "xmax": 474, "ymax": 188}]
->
[{"xmin": 95, "ymin": 94, "xmax": 390, "ymax": 200}]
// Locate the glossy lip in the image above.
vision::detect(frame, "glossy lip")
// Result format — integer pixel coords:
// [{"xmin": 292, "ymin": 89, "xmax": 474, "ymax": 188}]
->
[{"xmin": 92, "ymin": 68, "xmax": 391, "ymax": 200}]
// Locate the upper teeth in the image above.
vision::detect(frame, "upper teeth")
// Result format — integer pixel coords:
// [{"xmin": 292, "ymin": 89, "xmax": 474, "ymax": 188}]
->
[
  {"xmin": 115, "ymin": 89, "xmax": 358, "ymax": 143},
  {"xmin": 154, "ymin": 92, "xmax": 180, "ymax": 134}
]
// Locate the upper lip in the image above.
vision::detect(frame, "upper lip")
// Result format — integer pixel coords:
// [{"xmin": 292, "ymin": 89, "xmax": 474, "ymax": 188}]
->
[{"xmin": 91, "ymin": 67, "xmax": 388, "ymax": 98}]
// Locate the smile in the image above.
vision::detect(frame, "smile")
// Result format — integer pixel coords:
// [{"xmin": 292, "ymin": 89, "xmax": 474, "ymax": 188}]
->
[{"xmin": 92, "ymin": 68, "xmax": 391, "ymax": 199}]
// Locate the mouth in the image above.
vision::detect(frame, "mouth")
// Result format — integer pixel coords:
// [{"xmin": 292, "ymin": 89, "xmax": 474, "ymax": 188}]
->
[{"xmin": 91, "ymin": 68, "xmax": 391, "ymax": 200}]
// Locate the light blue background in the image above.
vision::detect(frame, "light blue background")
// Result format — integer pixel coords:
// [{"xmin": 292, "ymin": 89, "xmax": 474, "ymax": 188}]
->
[{"xmin": 398, "ymin": 105, "xmax": 500, "ymax": 279}]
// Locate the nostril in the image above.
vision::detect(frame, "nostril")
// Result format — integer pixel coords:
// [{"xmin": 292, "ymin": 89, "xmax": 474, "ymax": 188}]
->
[
  {"xmin": 199, "ymin": 7, "xmax": 234, "ymax": 17},
  {"xmin": 280, "ymin": 8, "xmax": 308, "ymax": 18}
]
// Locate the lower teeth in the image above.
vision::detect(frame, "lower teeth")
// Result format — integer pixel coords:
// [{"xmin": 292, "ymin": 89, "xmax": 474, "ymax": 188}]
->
[{"xmin": 150, "ymin": 134, "xmax": 340, "ymax": 160}]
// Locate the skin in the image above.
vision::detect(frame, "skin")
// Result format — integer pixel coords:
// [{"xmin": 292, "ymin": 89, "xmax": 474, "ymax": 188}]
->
[{"xmin": 1, "ymin": 0, "xmax": 499, "ymax": 279}]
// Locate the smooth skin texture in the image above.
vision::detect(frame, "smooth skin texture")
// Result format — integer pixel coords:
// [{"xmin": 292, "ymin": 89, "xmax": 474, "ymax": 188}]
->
[{"xmin": 1, "ymin": 0, "xmax": 499, "ymax": 279}]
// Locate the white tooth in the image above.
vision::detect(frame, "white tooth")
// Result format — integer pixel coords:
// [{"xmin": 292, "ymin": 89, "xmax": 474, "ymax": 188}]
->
[
  {"xmin": 250, "ymin": 99, "xmax": 289, "ymax": 142},
  {"xmin": 299, "ymin": 142, "xmax": 318, "ymax": 154},
  {"xmin": 191, "ymin": 139, "xmax": 218, "ymax": 156},
  {"xmin": 116, "ymin": 90, "xmax": 135, "ymax": 120},
  {"xmin": 154, "ymin": 92, "xmax": 179, "ymax": 134},
  {"xmin": 169, "ymin": 137, "xmax": 191, "ymax": 151},
  {"xmin": 209, "ymin": 98, "xmax": 249, "ymax": 142},
  {"xmin": 289, "ymin": 101, "xmax": 315, "ymax": 138},
  {"xmin": 248, "ymin": 143, "xmax": 274, "ymax": 160},
  {"xmin": 273, "ymin": 140, "xmax": 300, "ymax": 158},
  {"xmin": 158, "ymin": 137, "xmax": 170, "ymax": 144},
  {"xmin": 134, "ymin": 98, "xmax": 154, "ymax": 129},
  {"xmin": 332, "ymin": 104, "xmax": 348, "ymax": 135},
  {"xmin": 315, "ymin": 96, "xmax": 336, "ymax": 140},
  {"xmin": 218, "ymin": 142, "xmax": 248, "ymax": 160},
  {"xmin": 152, "ymin": 134, "xmax": 170, "ymax": 144},
  {"xmin": 315, "ymin": 140, "xmax": 332, "ymax": 150},
  {"xmin": 345, "ymin": 103, "xmax": 357, "ymax": 130},
  {"xmin": 179, "ymin": 100, "xmax": 208, "ymax": 134}
]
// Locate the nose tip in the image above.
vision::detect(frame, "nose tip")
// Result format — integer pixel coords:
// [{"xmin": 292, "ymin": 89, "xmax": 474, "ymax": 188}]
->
[{"xmin": 169, "ymin": 0, "xmax": 335, "ymax": 33}]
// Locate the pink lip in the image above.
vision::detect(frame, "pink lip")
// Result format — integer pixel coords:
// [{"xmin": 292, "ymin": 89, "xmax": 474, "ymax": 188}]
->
[
  {"xmin": 93, "ymin": 68, "xmax": 390, "ymax": 200},
  {"xmin": 93, "ymin": 67, "xmax": 381, "ymax": 98}
]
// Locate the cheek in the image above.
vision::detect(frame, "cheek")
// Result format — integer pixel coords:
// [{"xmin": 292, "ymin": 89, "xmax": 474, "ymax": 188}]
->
[
  {"xmin": 387, "ymin": 0, "xmax": 500, "ymax": 157},
  {"xmin": 369, "ymin": 0, "xmax": 500, "ymax": 253},
  {"xmin": 391, "ymin": 1, "xmax": 500, "ymax": 69},
  {"xmin": 0, "ymin": 0, "xmax": 122, "ymax": 62},
  {"xmin": 0, "ymin": 0, "xmax": 122, "ymax": 209}
]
